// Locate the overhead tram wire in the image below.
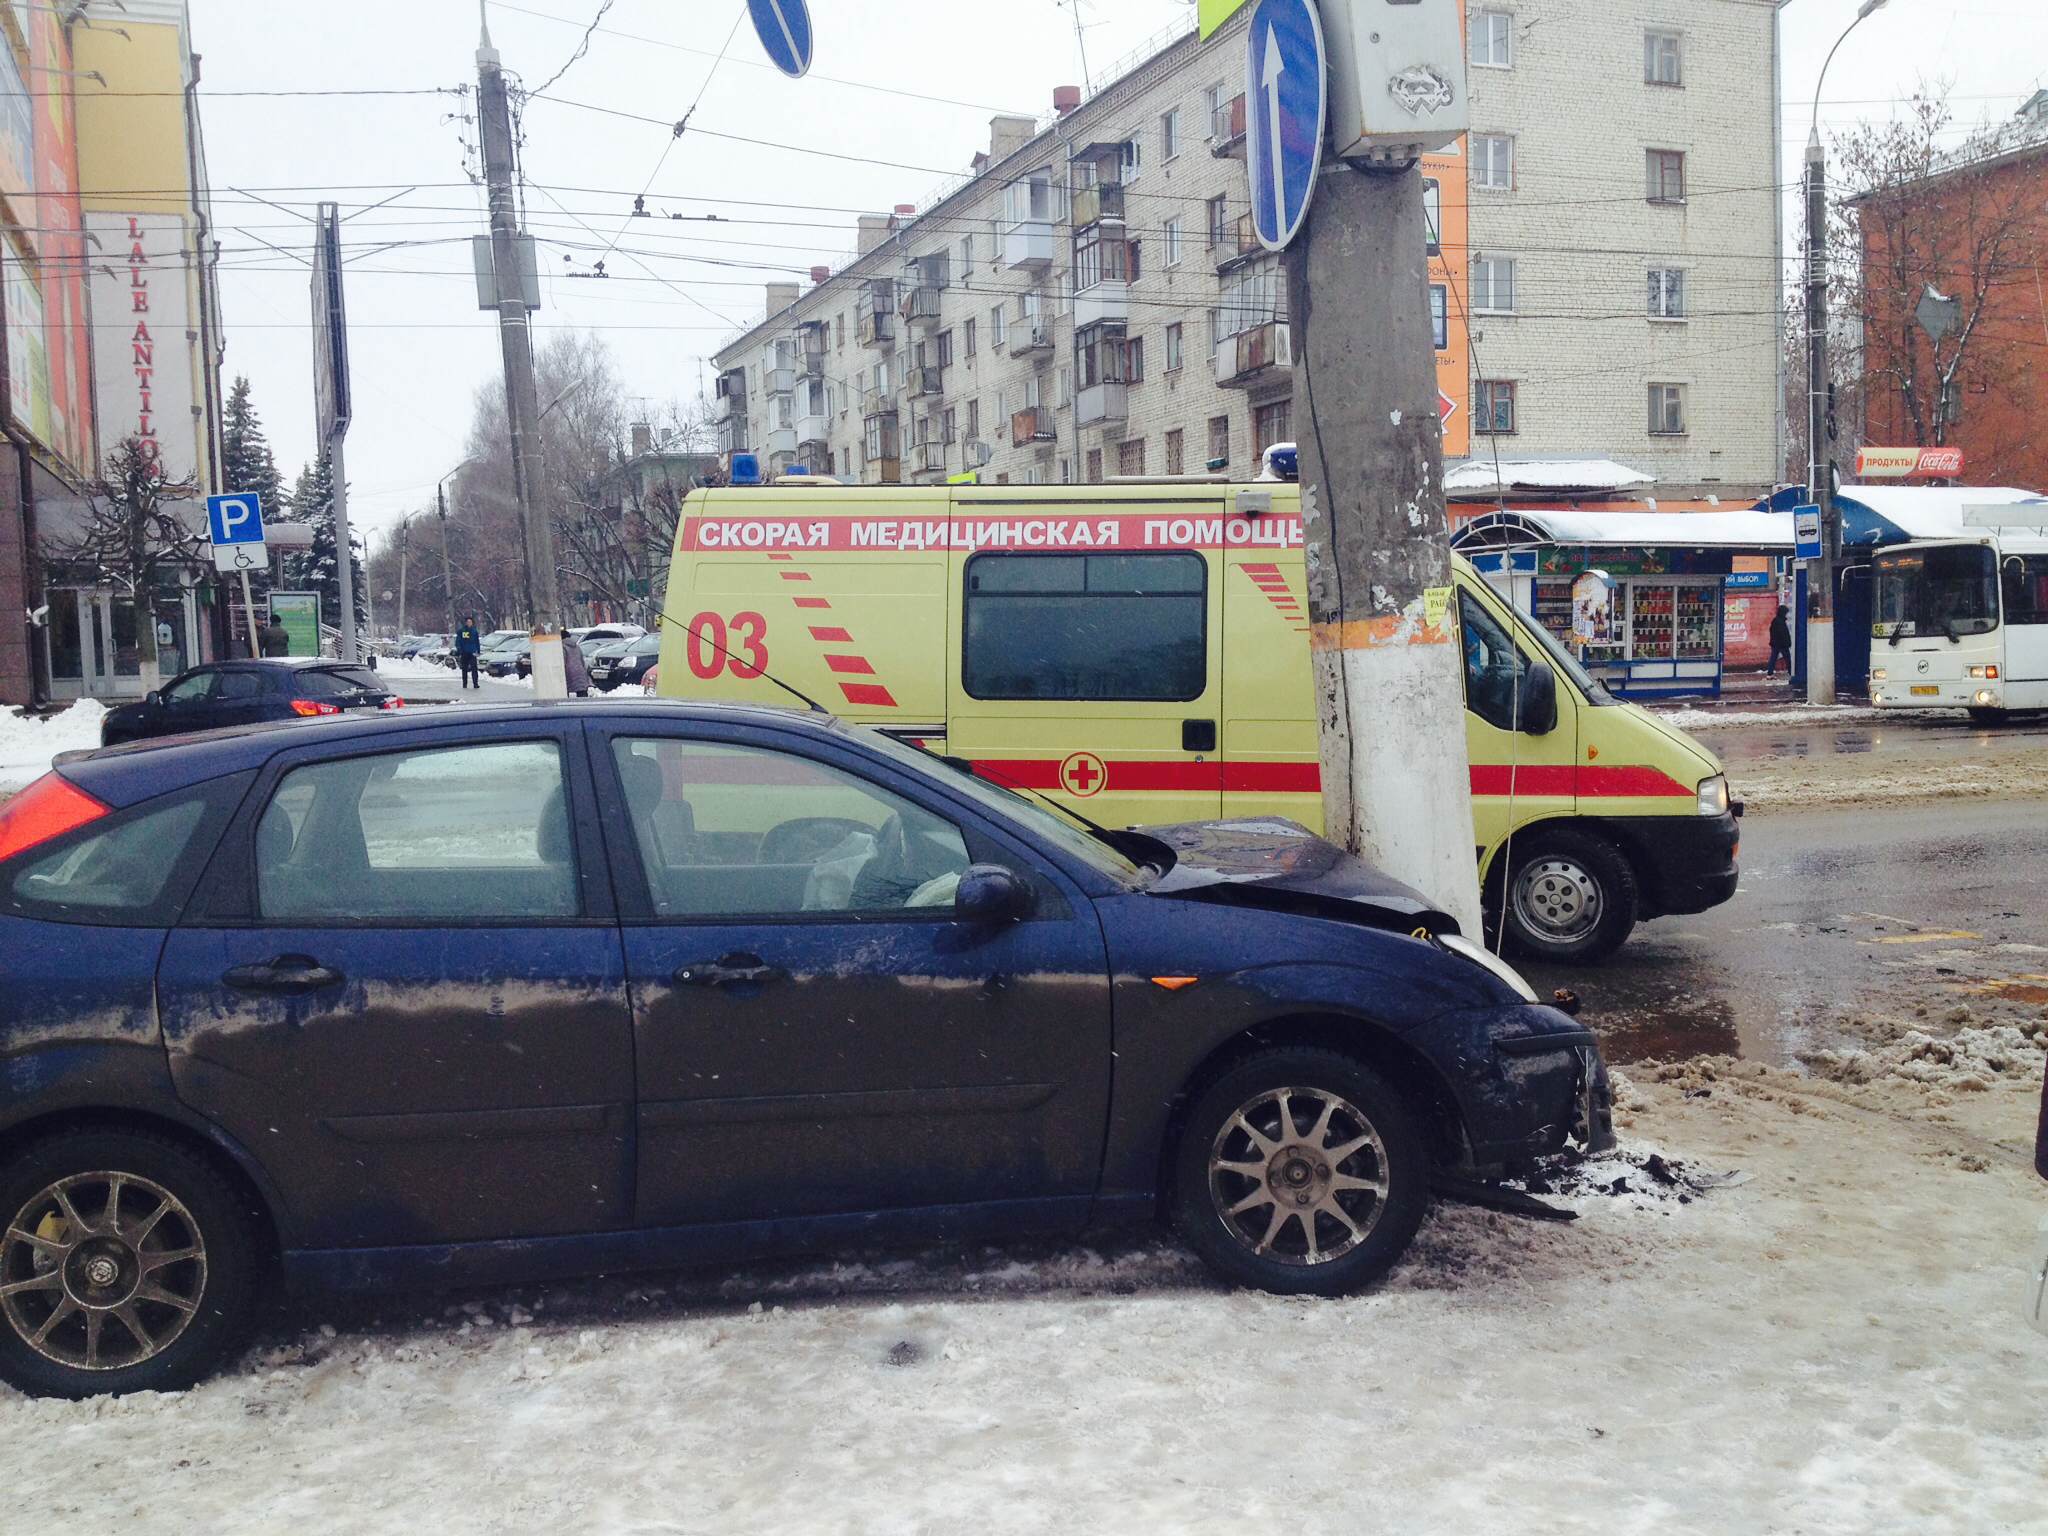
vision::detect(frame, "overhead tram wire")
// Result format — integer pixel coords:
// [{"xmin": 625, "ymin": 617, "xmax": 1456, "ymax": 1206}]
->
[{"xmin": 523, "ymin": 0, "xmax": 617, "ymax": 101}]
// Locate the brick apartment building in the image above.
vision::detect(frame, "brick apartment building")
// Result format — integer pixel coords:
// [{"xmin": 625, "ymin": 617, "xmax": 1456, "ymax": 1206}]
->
[
  {"xmin": 712, "ymin": 1, "xmax": 1785, "ymax": 501},
  {"xmin": 1853, "ymin": 92, "xmax": 2048, "ymax": 493}
]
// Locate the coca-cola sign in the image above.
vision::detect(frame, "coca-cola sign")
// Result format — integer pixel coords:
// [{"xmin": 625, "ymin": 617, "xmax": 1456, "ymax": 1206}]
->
[{"xmin": 1855, "ymin": 446, "xmax": 1966, "ymax": 479}]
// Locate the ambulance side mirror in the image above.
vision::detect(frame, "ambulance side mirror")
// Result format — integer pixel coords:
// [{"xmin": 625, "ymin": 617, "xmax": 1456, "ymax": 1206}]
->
[{"xmin": 1519, "ymin": 663, "xmax": 1559, "ymax": 737}]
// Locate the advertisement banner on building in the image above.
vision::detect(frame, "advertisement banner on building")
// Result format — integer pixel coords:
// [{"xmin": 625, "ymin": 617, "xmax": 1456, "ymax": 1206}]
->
[
  {"xmin": 28, "ymin": 0, "xmax": 92, "ymax": 471},
  {"xmin": 1199, "ymin": 0, "xmax": 1252, "ymax": 39},
  {"xmin": 1, "ymin": 239, "xmax": 51, "ymax": 445},
  {"xmin": 0, "ymin": 38, "xmax": 30, "ymax": 215},
  {"xmin": 270, "ymin": 592, "xmax": 322, "ymax": 658},
  {"xmin": 86, "ymin": 210, "xmax": 196, "ymax": 487},
  {"xmin": 1855, "ymin": 445, "xmax": 1965, "ymax": 479},
  {"xmin": 1424, "ymin": 1, "xmax": 1468, "ymax": 458}
]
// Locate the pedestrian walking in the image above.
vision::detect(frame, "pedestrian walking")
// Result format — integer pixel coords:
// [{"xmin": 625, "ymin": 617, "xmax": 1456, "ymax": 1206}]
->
[
  {"xmin": 455, "ymin": 615, "xmax": 483, "ymax": 690},
  {"xmin": 1767, "ymin": 603, "xmax": 1794, "ymax": 683},
  {"xmin": 258, "ymin": 616, "xmax": 290, "ymax": 657},
  {"xmin": 562, "ymin": 633, "xmax": 592, "ymax": 697}
]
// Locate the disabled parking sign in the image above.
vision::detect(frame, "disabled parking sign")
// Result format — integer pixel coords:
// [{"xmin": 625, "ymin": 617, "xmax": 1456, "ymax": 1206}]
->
[{"xmin": 208, "ymin": 492, "xmax": 268, "ymax": 572}]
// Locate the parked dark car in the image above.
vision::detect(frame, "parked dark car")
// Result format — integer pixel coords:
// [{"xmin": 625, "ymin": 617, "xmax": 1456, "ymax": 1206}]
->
[
  {"xmin": 482, "ymin": 636, "xmax": 532, "ymax": 678},
  {"xmin": 98, "ymin": 660, "xmax": 401, "ymax": 747},
  {"xmin": 588, "ymin": 633, "xmax": 661, "ymax": 692},
  {"xmin": 0, "ymin": 701, "xmax": 1610, "ymax": 1397}
]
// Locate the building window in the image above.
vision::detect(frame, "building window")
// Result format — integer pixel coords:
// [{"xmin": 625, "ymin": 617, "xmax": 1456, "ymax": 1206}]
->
[
  {"xmin": 1128, "ymin": 336, "xmax": 1146, "ymax": 383},
  {"xmin": 1646, "ymin": 150, "xmax": 1686, "ymax": 204},
  {"xmin": 1424, "ymin": 179, "xmax": 1442, "ymax": 254},
  {"xmin": 942, "ymin": 407, "xmax": 957, "ymax": 444},
  {"xmin": 1085, "ymin": 447, "xmax": 1104, "ymax": 483},
  {"xmin": 1165, "ymin": 322, "xmax": 1184, "ymax": 372},
  {"xmin": 936, "ymin": 330, "xmax": 954, "ymax": 368},
  {"xmin": 1204, "ymin": 81, "xmax": 1223, "ymax": 131},
  {"xmin": 1472, "ymin": 9, "xmax": 1512, "ymax": 67},
  {"xmin": 1121, "ymin": 135, "xmax": 1142, "ymax": 182},
  {"xmin": 1648, "ymin": 268, "xmax": 1686, "ymax": 319},
  {"xmin": 990, "ymin": 305, "xmax": 1007, "ymax": 349},
  {"xmin": 1471, "ymin": 257, "xmax": 1516, "ymax": 314},
  {"xmin": 966, "ymin": 399, "xmax": 980, "ymax": 440},
  {"xmin": 1165, "ymin": 217, "xmax": 1184, "ymax": 267},
  {"xmin": 1074, "ymin": 227, "xmax": 1129, "ymax": 292},
  {"xmin": 964, "ymin": 318, "xmax": 977, "ymax": 357},
  {"xmin": 1645, "ymin": 30, "xmax": 1682, "ymax": 86},
  {"xmin": 1079, "ymin": 326, "xmax": 1126, "ymax": 388},
  {"xmin": 1207, "ymin": 195, "xmax": 1229, "ymax": 247},
  {"xmin": 960, "ymin": 235, "xmax": 975, "ymax": 274},
  {"xmin": 1475, "ymin": 380, "xmax": 1517, "ymax": 435},
  {"xmin": 1161, "ymin": 108, "xmax": 1181, "ymax": 160},
  {"xmin": 1207, "ymin": 307, "xmax": 1223, "ymax": 350},
  {"xmin": 1165, "ymin": 428, "xmax": 1185, "ymax": 476},
  {"xmin": 836, "ymin": 313, "xmax": 846, "ymax": 348},
  {"xmin": 1208, "ymin": 414, "xmax": 1231, "ymax": 467},
  {"xmin": 1128, "ymin": 241, "xmax": 1143, "ymax": 281},
  {"xmin": 1118, "ymin": 438, "xmax": 1147, "ymax": 477},
  {"xmin": 1253, "ymin": 400, "xmax": 1292, "ymax": 456},
  {"xmin": 1430, "ymin": 285, "xmax": 1449, "ymax": 350},
  {"xmin": 1474, "ymin": 135, "xmax": 1514, "ymax": 190},
  {"xmin": 1648, "ymin": 383, "xmax": 1687, "ymax": 435},
  {"xmin": 963, "ymin": 552, "xmax": 1205, "ymax": 702}
]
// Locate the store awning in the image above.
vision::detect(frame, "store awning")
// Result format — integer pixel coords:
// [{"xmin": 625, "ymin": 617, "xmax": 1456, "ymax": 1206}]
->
[
  {"xmin": 1444, "ymin": 457, "xmax": 1656, "ymax": 497},
  {"xmin": 1451, "ymin": 508, "xmax": 1795, "ymax": 553}
]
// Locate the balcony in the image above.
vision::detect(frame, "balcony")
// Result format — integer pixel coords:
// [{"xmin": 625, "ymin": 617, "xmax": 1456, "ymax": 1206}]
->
[
  {"xmin": 867, "ymin": 457, "xmax": 902, "ymax": 486},
  {"xmin": 1010, "ymin": 407, "xmax": 1055, "ymax": 448},
  {"xmin": 716, "ymin": 419, "xmax": 749, "ymax": 456},
  {"xmin": 795, "ymin": 409, "xmax": 829, "ymax": 446},
  {"xmin": 1075, "ymin": 381, "xmax": 1128, "ymax": 429},
  {"xmin": 861, "ymin": 388, "xmax": 896, "ymax": 420},
  {"xmin": 857, "ymin": 308, "xmax": 896, "ymax": 348},
  {"xmin": 1214, "ymin": 212, "xmax": 1263, "ymax": 275},
  {"xmin": 907, "ymin": 365, "xmax": 944, "ymax": 400},
  {"xmin": 762, "ymin": 425, "xmax": 799, "ymax": 457},
  {"xmin": 1004, "ymin": 217, "xmax": 1053, "ymax": 270},
  {"xmin": 900, "ymin": 285, "xmax": 943, "ymax": 329},
  {"xmin": 1008, "ymin": 322, "xmax": 1055, "ymax": 360},
  {"xmin": 1217, "ymin": 321, "xmax": 1293, "ymax": 389},
  {"xmin": 1073, "ymin": 280, "xmax": 1128, "ymax": 331},
  {"xmin": 713, "ymin": 368, "xmax": 746, "ymax": 421},
  {"xmin": 1071, "ymin": 182, "xmax": 1126, "ymax": 229},
  {"xmin": 912, "ymin": 440, "xmax": 948, "ymax": 475},
  {"xmin": 1210, "ymin": 94, "xmax": 1247, "ymax": 158},
  {"xmin": 764, "ymin": 366, "xmax": 796, "ymax": 398}
]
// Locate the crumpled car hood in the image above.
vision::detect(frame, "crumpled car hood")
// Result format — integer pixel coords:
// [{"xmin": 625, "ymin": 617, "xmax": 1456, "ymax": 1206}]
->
[{"xmin": 1137, "ymin": 818, "xmax": 1459, "ymax": 935}]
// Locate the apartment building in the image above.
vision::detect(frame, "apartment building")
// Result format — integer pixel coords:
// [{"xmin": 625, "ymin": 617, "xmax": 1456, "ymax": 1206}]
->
[{"xmin": 713, "ymin": 2, "xmax": 1783, "ymax": 499}]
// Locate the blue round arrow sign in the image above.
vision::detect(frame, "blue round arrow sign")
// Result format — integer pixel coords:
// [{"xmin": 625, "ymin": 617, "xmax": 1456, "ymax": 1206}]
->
[
  {"xmin": 1245, "ymin": 0, "xmax": 1326, "ymax": 253},
  {"xmin": 748, "ymin": 0, "xmax": 813, "ymax": 79}
]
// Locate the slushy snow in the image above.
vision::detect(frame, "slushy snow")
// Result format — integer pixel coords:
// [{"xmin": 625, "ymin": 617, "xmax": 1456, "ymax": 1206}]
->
[{"xmin": 0, "ymin": 700, "xmax": 105, "ymax": 793}]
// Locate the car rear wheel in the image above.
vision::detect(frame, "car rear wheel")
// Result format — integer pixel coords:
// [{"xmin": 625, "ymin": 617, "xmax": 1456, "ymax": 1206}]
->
[
  {"xmin": 0, "ymin": 1130, "xmax": 261, "ymax": 1399},
  {"xmin": 1497, "ymin": 828, "xmax": 1637, "ymax": 964},
  {"xmin": 1172, "ymin": 1048, "xmax": 1427, "ymax": 1297}
]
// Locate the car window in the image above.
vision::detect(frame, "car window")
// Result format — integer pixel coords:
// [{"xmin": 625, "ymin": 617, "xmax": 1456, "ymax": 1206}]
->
[
  {"xmin": 295, "ymin": 667, "xmax": 381, "ymax": 699},
  {"xmin": 632, "ymin": 635, "xmax": 662, "ymax": 656},
  {"xmin": 612, "ymin": 738, "xmax": 970, "ymax": 919},
  {"xmin": 963, "ymin": 551, "xmax": 1206, "ymax": 701},
  {"xmin": 1460, "ymin": 591, "xmax": 1531, "ymax": 732},
  {"xmin": 257, "ymin": 741, "xmax": 578, "ymax": 922},
  {"xmin": 6, "ymin": 789, "xmax": 213, "ymax": 922},
  {"xmin": 162, "ymin": 670, "xmax": 214, "ymax": 703},
  {"xmin": 214, "ymin": 671, "xmax": 267, "ymax": 702}
]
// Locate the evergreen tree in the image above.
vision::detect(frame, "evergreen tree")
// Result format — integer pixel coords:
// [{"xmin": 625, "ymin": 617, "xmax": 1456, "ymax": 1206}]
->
[
  {"xmin": 284, "ymin": 453, "xmax": 366, "ymax": 639},
  {"xmin": 220, "ymin": 376, "xmax": 284, "ymax": 514}
]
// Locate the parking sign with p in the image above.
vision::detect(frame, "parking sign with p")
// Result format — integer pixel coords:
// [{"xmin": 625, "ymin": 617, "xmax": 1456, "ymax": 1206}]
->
[{"xmin": 208, "ymin": 492, "xmax": 268, "ymax": 572}]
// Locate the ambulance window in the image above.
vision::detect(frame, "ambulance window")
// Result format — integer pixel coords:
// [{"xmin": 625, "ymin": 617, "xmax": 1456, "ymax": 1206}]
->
[{"xmin": 964, "ymin": 552, "xmax": 1207, "ymax": 701}]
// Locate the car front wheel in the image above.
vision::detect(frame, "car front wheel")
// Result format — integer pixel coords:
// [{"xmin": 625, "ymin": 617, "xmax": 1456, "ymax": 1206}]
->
[
  {"xmin": 1172, "ymin": 1048, "xmax": 1427, "ymax": 1297},
  {"xmin": 0, "ymin": 1130, "xmax": 261, "ymax": 1399},
  {"xmin": 1497, "ymin": 828, "xmax": 1638, "ymax": 964}
]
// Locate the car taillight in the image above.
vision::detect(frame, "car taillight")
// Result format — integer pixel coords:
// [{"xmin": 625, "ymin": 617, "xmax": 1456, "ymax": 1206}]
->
[
  {"xmin": 379, "ymin": 696, "xmax": 405, "ymax": 710},
  {"xmin": 289, "ymin": 699, "xmax": 342, "ymax": 717},
  {"xmin": 0, "ymin": 773, "xmax": 109, "ymax": 863}
]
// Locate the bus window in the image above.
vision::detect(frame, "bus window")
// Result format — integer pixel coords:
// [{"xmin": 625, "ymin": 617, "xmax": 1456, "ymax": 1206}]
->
[{"xmin": 2002, "ymin": 554, "xmax": 2048, "ymax": 626}]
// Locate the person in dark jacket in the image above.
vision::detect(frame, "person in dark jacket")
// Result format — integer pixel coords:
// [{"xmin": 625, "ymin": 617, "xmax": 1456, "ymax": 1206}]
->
[
  {"xmin": 562, "ymin": 634, "xmax": 592, "ymax": 697},
  {"xmin": 258, "ymin": 617, "xmax": 290, "ymax": 657},
  {"xmin": 454, "ymin": 616, "xmax": 482, "ymax": 690},
  {"xmin": 1767, "ymin": 604, "xmax": 1793, "ymax": 681}
]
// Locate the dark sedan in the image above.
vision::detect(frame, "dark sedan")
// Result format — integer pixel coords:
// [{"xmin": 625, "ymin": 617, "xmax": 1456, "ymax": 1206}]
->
[
  {"xmin": 99, "ymin": 660, "xmax": 401, "ymax": 747},
  {"xmin": 0, "ymin": 701, "xmax": 1610, "ymax": 1398},
  {"xmin": 588, "ymin": 633, "xmax": 661, "ymax": 692}
]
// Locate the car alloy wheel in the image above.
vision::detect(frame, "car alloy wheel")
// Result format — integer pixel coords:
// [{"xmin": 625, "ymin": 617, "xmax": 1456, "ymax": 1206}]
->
[
  {"xmin": 1207, "ymin": 1085, "xmax": 1391, "ymax": 1266},
  {"xmin": 1, "ymin": 1171, "xmax": 208, "ymax": 1372}
]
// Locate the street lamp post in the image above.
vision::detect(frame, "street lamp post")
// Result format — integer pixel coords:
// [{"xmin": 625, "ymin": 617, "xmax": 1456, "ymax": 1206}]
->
[
  {"xmin": 436, "ymin": 458, "xmax": 481, "ymax": 631},
  {"xmin": 1804, "ymin": 0, "xmax": 1891, "ymax": 705}
]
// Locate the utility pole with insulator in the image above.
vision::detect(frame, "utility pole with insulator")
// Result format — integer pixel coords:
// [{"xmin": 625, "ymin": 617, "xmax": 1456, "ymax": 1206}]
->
[{"xmin": 474, "ymin": 2, "xmax": 567, "ymax": 694}]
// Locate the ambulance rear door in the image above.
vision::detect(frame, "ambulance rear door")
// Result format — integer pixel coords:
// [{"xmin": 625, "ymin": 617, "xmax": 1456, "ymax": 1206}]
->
[{"xmin": 944, "ymin": 488, "xmax": 1227, "ymax": 827}]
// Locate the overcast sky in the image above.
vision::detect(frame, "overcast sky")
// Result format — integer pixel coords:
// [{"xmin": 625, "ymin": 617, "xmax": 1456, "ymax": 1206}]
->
[{"xmin": 186, "ymin": 0, "xmax": 2043, "ymax": 555}]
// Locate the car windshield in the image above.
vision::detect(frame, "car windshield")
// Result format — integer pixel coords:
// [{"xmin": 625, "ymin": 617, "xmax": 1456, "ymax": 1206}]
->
[
  {"xmin": 850, "ymin": 725, "xmax": 1149, "ymax": 884},
  {"xmin": 1874, "ymin": 543, "xmax": 2000, "ymax": 639},
  {"xmin": 1513, "ymin": 599, "xmax": 1616, "ymax": 704},
  {"xmin": 632, "ymin": 635, "xmax": 662, "ymax": 655}
]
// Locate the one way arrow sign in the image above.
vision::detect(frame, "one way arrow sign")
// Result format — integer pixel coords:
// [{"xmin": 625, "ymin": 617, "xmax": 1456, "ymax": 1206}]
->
[{"xmin": 1245, "ymin": 0, "xmax": 1326, "ymax": 252}]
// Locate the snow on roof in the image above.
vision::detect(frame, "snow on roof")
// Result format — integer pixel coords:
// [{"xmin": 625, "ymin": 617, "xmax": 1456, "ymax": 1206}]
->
[
  {"xmin": 1452, "ymin": 508, "xmax": 1795, "ymax": 551},
  {"xmin": 1838, "ymin": 485, "xmax": 2047, "ymax": 540},
  {"xmin": 1444, "ymin": 457, "xmax": 1656, "ymax": 496}
]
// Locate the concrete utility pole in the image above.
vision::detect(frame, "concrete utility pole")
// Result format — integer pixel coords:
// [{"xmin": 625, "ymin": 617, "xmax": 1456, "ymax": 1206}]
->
[
  {"xmin": 437, "ymin": 481, "xmax": 457, "ymax": 631},
  {"xmin": 1287, "ymin": 164, "xmax": 1483, "ymax": 937},
  {"xmin": 475, "ymin": 4, "xmax": 567, "ymax": 694},
  {"xmin": 395, "ymin": 516, "xmax": 411, "ymax": 638}
]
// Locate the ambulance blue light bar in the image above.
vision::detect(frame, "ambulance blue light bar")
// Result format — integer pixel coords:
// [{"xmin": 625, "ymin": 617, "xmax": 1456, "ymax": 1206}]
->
[
  {"xmin": 1262, "ymin": 443, "xmax": 1299, "ymax": 482},
  {"xmin": 730, "ymin": 453, "xmax": 764, "ymax": 486}
]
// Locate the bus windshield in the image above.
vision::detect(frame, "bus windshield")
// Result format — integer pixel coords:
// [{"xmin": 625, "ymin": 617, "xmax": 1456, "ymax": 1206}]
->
[{"xmin": 1873, "ymin": 544, "xmax": 2000, "ymax": 640}]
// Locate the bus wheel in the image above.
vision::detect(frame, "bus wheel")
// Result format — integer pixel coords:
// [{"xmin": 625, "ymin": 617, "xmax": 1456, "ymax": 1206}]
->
[
  {"xmin": 1499, "ymin": 830, "xmax": 1637, "ymax": 965},
  {"xmin": 1967, "ymin": 707, "xmax": 2005, "ymax": 727}
]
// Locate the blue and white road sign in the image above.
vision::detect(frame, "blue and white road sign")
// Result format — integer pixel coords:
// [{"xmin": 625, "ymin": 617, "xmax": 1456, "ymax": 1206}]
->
[
  {"xmin": 208, "ymin": 492, "xmax": 266, "ymax": 547},
  {"xmin": 1793, "ymin": 504, "xmax": 1823, "ymax": 561},
  {"xmin": 1244, "ymin": 0, "xmax": 1326, "ymax": 253},
  {"xmin": 748, "ymin": 0, "xmax": 813, "ymax": 79}
]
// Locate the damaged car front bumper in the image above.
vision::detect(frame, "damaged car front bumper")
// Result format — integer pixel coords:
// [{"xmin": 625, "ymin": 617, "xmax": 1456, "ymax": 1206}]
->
[{"xmin": 1429, "ymin": 1004, "xmax": 1617, "ymax": 1175}]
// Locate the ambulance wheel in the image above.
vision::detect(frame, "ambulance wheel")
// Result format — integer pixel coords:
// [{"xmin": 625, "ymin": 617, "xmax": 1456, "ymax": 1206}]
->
[{"xmin": 1498, "ymin": 829, "xmax": 1637, "ymax": 965}]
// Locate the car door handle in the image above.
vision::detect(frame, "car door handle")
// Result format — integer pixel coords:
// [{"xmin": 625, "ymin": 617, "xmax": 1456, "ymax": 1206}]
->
[
  {"xmin": 674, "ymin": 955, "xmax": 786, "ymax": 989},
  {"xmin": 222, "ymin": 955, "xmax": 346, "ymax": 994}
]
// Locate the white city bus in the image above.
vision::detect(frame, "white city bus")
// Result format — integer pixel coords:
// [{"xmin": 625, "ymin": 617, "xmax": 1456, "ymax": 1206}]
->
[{"xmin": 1870, "ymin": 524, "xmax": 2048, "ymax": 721}]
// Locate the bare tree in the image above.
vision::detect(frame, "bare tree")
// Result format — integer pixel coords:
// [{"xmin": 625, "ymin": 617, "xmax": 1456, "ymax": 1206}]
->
[{"xmin": 44, "ymin": 438, "xmax": 203, "ymax": 688}]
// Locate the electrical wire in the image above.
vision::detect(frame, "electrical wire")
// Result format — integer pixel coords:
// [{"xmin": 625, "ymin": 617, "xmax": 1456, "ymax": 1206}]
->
[{"xmin": 524, "ymin": 0, "xmax": 616, "ymax": 101}]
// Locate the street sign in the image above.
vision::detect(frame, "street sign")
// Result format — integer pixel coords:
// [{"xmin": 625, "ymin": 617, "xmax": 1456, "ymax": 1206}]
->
[
  {"xmin": 208, "ymin": 492, "xmax": 268, "ymax": 572},
  {"xmin": 1856, "ymin": 446, "xmax": 1965, "ymax": 479},
  {"xmin": 1244, "ymin": 0, "xmax": 1327, "ymax": 253},
  {"xmin": 1794, "ymin": 505, "xmax": 1822, "ymax": 561},
  {"xmin": 747, "ymin": 0, "xmax": 812, "ymax": 79}
]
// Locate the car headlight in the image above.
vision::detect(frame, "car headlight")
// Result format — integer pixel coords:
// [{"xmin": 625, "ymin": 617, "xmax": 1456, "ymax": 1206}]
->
[
  {"xmin": 1697, "ymin": 774, "xmax": 1730, "ymax": 817},
  {"xmin": 1437, "ymin": 932, "xmax": 1539, "ymax": 1003}
]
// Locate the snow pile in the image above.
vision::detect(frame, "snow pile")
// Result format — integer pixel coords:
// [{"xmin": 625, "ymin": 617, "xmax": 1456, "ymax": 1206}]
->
[
  {"xmin": 375, "ymin": 655, "xmax": 455, "ymax": 681},
  {"xmin": 0, "ymin": 700, "xmax": 107, "ymax": 793},
  {"xmin": 1651, "ymin": 704, "xmax": 1887, "ymax": 729},
  {"xmin": 1804, "ymin": 1019, "xmax": 2046, "ymax": 1095}
]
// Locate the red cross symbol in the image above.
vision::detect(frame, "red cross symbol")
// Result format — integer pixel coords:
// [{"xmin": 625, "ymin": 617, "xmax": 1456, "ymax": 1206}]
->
[{"xmin": 1060, "ymin": 752, "xmax": 1107, "ymax": 798}]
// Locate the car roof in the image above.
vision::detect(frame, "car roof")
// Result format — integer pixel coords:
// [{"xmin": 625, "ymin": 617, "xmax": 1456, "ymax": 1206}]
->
[
  {"xmin": 200, "ymin": 657, "xmax": 369, "ymax": 672},
  {"xmin": 61, "ymin": 699, "xmax": 840, "ymax": 808}
]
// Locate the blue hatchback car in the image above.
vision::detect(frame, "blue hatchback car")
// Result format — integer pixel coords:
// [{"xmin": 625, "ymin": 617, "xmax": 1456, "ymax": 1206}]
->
[{"xmin": 0, "ymin": 701, "xmax": 1609, "ymax": 1397}]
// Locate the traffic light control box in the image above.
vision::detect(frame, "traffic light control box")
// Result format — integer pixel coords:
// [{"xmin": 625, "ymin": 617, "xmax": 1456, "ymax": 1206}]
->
[{"xmin": 1321, "ymin": 0, "xmax": 1469, "ymax": 161}]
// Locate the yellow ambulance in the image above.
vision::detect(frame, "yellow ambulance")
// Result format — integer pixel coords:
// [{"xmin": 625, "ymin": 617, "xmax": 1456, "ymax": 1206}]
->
[{"xmin": 657, "ymin": 479, "xmax": 1738, "ymax": 962}]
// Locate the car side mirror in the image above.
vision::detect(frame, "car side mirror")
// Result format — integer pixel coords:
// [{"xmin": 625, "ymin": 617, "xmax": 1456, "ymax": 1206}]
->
[
  {"xmin": 1519, "ymin": 662, "xmax": 1559, "ymax": 736},
  {"xmin": 144, "ymin": 690, "xmax": 162, "ymax": 707},
  {"xmin": 955, "ymin": 863, "xmax": 1034, "ymax": 924}
]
